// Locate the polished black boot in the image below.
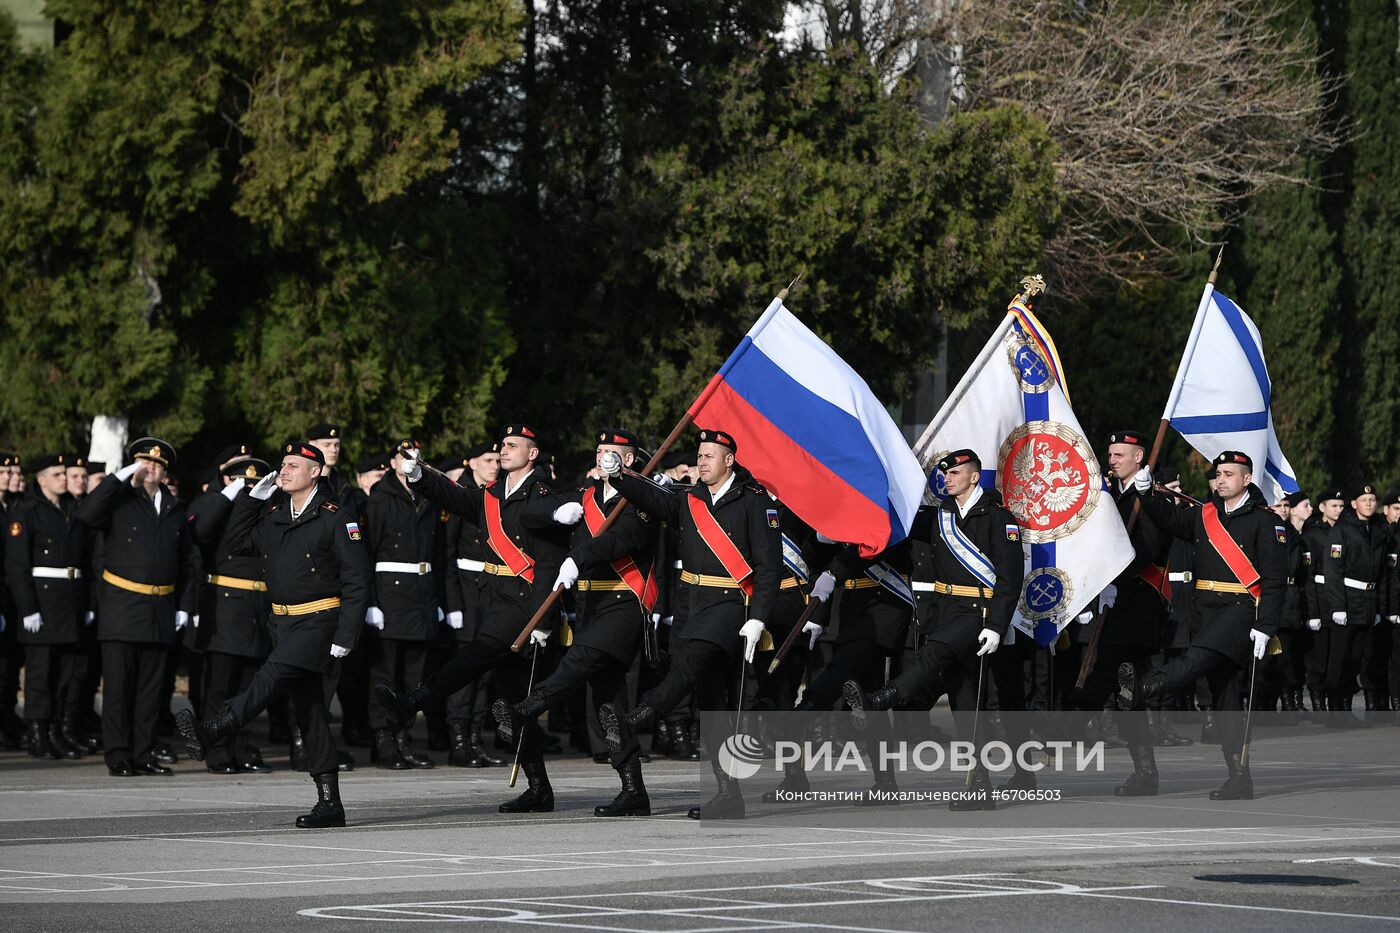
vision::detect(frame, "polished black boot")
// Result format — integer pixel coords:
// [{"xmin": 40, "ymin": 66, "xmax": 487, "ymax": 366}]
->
[
  {"xmin": 499, "ymin": 761, "xmax": 554, "ymax": 813},
  {"xmin": 601, "ymin": 702, "xmax": 654, "ymax": 755},
  {"xmin": 669, "ymin": 719, "xmax": 704, "ymax": 761},
  {"xmin": 842, "ymin": 680, "xmax": 903, "ymax": 731},
  {"xmin": 949, "ymin": 766, "xmax": 996, "ymax": 811},
  {"xmin": 1112, "ymin": 663, "xmax": 1166, "ymax": 711},
  {"xmin": 296, "ymin": 770, "xmax": 347, "ymax": 828},
  {"xmin": 1199, "ymin": 710, "xmax": 1220, "ymax": 744},
  {"xmin": 1150, "ymin": 710, "xmax": 1193, "ymax": 747},
  {"xmin": 47, "ymin": 721, "xmax": 82, "ymax": 759},
  {"xmin": 175, "ymin": 705, "xmax": 239, "ymax": 761},
  {"xmin": 1114, "ymin": 743, "xmax": 1159, "ymax": 796},
  {"xmin": 1278, "ymin": 688, "xmax": 1300, "ymax": 724},
  {"xmin": 595, "ymin": 758, "xmax": 650, "ymax": 817},
  {"xmin": 469, "ymin": 724, "xmax": 506, "ymax": 767},
  {"xmin": 688, "ymin": 769, "xmax": 745, "ymax": 820},
  {"xmin": 61, "ymin": 713, "xmax": 101, "ymax": 753},
  {"xmin": 26, "ymin": 721, "xmax": 59, "ymax": 759},
  {"xmin": 1000, "ymin": 762, "xmax": 1038, "ymax": 793},
  {"xmin": 289, "ymin": 724, "xmax": 310, "ymax": 770},
  {"xmin": 373, "ymin": 683, "xmax": 430, "ymax": 732},
  {"xmin": 761, "ymin": 760, "xmax": 811, "ymax": 803},
  {"xmin": 1209, "ymin": 749, "xmax": 1253, "ymax": 800},
  {"xmin": 492, "ymin": 691, "xmax": 548, "ymax": 746},
  {"xmin": 396, "ymin": 729, "xmax": 434, "ymax": 769},
  {"xmin": 1307, "ymin": 688, "xmax": 1326, "ymax": 718},
  {"xmin": 855, "ymin": 770, "xmax": 900, "ymax": 807},
  {"xmin": 373, "ymin": 728, "xmax": 409, "ymax": 770},
  {"xmin": 447, "ymin": 720, "xmax": 475, "ymax": 767},
  {"xmin": 652, "ymin": 719, "xmax": 674, "ymax": 757}
]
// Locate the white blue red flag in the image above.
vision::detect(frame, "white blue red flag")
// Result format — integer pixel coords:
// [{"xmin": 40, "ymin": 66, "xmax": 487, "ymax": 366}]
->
[
  {"xmin": 1162, "ymin": 284, "xmax": 1300, "ymax": 504},
  {"xmin": 914, "ymin": 285, "xmax": 1132, "ymax": 645},
  {"xmin": 689, "ymin": 297, "xmax": 927, "ymax": 557}
]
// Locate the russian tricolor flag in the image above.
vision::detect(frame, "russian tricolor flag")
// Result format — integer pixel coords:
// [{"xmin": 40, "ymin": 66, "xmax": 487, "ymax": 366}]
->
[{"xmin": 689, "ymin": 297, "xmax": 927, "ymax": 557}]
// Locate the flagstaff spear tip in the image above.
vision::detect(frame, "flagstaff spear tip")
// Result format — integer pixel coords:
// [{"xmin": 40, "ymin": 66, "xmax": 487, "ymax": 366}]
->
[
  {"xmin": 1207, "ymin": 244, "xmax": 1226, "ymax": 285},
  {"xmin": 778, "ymin": 269, "xmax": 806, "ymax": 302}
]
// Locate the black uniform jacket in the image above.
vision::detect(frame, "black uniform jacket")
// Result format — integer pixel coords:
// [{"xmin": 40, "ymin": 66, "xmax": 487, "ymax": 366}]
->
[
  {"xmin": 365, "ymin": 474, "xmax": 445, "ymax": 642},
  {"xmin": 5, "ymin": 488, "xmax": 90, "ymax": 645},
  {"xmin": 187, "ymin": 489, "xmax": 271, "ymax": 659},
  {"xmin": 1324, "ymin": 510, "xmax": 1385, "ymax": 625}
]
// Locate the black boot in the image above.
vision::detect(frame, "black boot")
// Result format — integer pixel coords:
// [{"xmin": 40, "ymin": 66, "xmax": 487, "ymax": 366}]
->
[
  {"xmin": 669, "ymin": 719, "xmax": 704, "ymax": 761},
  {"xmin": 373, "ymin": 683, "xmax": 430, "ymax": 732},
  {"xmin": 47, "ymin": 721, "xmax": 82, "ymax": 759},
  {"xmin": 341, "ymin": 720, "xmax": 374, "ymax": 748},
  {"xmin": 687, "ymin": 717, "xmax": 709, "ymax": 760},
  {"xmin": 600, "ymin": 702, "xmax": 654, "ymax": 756},
  {"xmin": 1149, "ymin": 710, "xmax": 1193, "ymax": 747},
  {"xmin": 1098, "ymin": 711, "xmax": 1128, "ymax": 749},
  {"xmin": 447, "ymin": 720, "xmax": 475, "ymax": 767},
  {"xmin": 396, "ymin": 729, "xmax": 434, "ymax": 769},
  {"xmin": 1307, "ymin": 688, "xmax": 1327, "ymax": 718},
  {"xmin": 469, "ymin": 724, "xmax": 506, "ymax": 767},
  {"xmin": 373, "ymin": 728, "xmax": 409, "ymax": 770},
  {"xmin": 1200, "ymin": 711, "xmax": 1220, "ymax": 744},
  {"xmin": 1000, "ymin": 763, "xmax": 1038, "ymax": 793},
  {"xmin": 761, "ymin": 760, "xmax": 811, "ymax": 803},
  {"xmin": 1278, "ymin": 688, "xmax": 1300, "ymax": 724},
  {"xmin": 61, "ymin": 713, "xmax": 101, "ymax": 753},
  {"xmin": 296, "ymin": 770, "xmax": 346, "ymax": 828},
  {"xmin": 174, "ymin": 705, "xmax": 239, "ymax": 761},
  {"xmin": 595, "ymin": 758, "xmax": 650, "ymax": 817},
  {"xmin": 289, "ymin": 724, "xmax": 310, "ymax": 770},
  {"xmin": 1329, "ymin": 691, "xmax": 1369, "ymax": 728},
  {"xmin": 688, "ymin": 770, "xmax": 745, "ymax": 820},
  {"xmin": 652, "ymin": 719, "xmax": 673, "ymax": 757},
  {"xmin": 499, "ymin": 761, "xmax": 554, "ymax": 813},
  {"xmin": 492, "ymin": 691, "xmax": 548, "ymax": 746},
  {"xmin": 1112, "ymin": 663, "xmax": 1165, "ymax": 711},
  {"xmin": 26, "ymin": 721, "xmax": 59, "ymax": 759},
  {"xmin": 842, "ymin": 680, "xmax": 903, "ymax": 731},
  {"xmin": 949, "ymin": 767, "xmax": 996, "ymax": 811},
  {"xmin": 1114, "ymin": 743, "xmax": 1159, "ymax": 796},
  {"xmin": 1364, "ymin": 689, "xmax": 1379, "ymax": 712},
  {"xmin": 1209, "ymin": 749, "xmax": 1254, "ymax": 800},
  {"xmin": 855, "ymin": 771, "xmax": 901, "ymax": 807}
]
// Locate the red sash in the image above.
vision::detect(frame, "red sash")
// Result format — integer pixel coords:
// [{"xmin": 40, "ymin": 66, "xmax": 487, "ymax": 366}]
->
[
  {"xmin": 582, "ymin": 489, "xmax": 658, "ymax": 611},
  {"xmin": 1137, "ymin": 564, "xmax": 1171, "ymax": 601},
  {"xmin": 1201, "ymin": 502, "xmax": 1261, "ymax": 599},
  {"xmin": 687, "ymin": 493, "xmax": 754, "ymax": 596},
  {"xmin": 484, "ymin": 484, "xmax": 534, "ymax": 583}
]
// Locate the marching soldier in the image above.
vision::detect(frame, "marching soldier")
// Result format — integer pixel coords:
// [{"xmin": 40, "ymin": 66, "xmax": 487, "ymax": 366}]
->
[
  {"xmin": 1323, "ymin": 482, "xmax": 1384, "ymax": 726},
  {"xmin": 844, "ymin": 449, "xmax": 1023, "ymax": 810},
  {"xmin": 596, "ymin": 429, "xmax": 781, "ymax": 820},
  {"xmin": 497, "ymin": 428, "xmax": 660, "ymax": 816},
  {"xmin": 6, "ymin": 454, "xmax": 91, "ymax": 759},
  {"xmin": 75, "ymin": 438, "xmax": 201, "ymax": 777},
  {"xmin": 1301, "ymin": 487, "xmax": 1344, "ymax": 717},
  {"xmin": 1115, "ymin": 451, "xmax": 1285, "ymax": 800},
  {"xmin": 187, "ymin": 456, "xmax": 275, "ymax": 773},
  {"xmin": 364, "ymin": 438, "xmax": 442, "ymax": 770},
  {"xmin": 374, "ymin": 424, "xmax": 569, "ymax": 813},
  {"xmin": 177, "ymin": 441, "xmax": 371, "ymax": 828}
]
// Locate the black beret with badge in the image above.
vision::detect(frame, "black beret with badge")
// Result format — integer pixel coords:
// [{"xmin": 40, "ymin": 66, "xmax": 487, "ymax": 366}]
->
[
  {"xmin": 695, "ymin": 428, "xmax": 736, "ymax": 452},
  {"xmin": 306, "ymin": 422, "xmax": 341, "ymax": 440},
  {"xmin": 1108, "ymin": 429, "xmax": 1150, "ymax": 448},
  {"xmin": 282, "ymin": 441, "xmax": 326, "ymax": 466},
  {"xmin": 936, "ymin": 448, "xmax": 981, "ymax": 472}
]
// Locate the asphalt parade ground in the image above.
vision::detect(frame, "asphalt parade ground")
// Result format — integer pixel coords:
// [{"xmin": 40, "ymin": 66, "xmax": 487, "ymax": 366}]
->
[{"xmin": 2, "ymin": 719, "xmax": 1400, "ymax": 933}]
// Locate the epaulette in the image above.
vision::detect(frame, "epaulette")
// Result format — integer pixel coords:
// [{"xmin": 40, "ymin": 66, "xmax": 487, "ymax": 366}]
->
[
  {"xmin": 321, "ymin": 500, "xmax": 340, "ymax": 513},
  {"xmin": 535, "ymin": 483, "xmax": 549, "ymax": 497},
  {"xmin": 746, "ymin": 483, "xmax": 766, "ymax": 496}
]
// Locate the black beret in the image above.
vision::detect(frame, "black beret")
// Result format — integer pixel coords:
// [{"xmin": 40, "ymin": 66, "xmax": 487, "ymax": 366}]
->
[
  {"xmin": 30, "ymin": 453, "xmax": 66, "ymax": 473},
  {"xmin": 129, "ymin": 436, "xmax": 176, "ymax": 467},
  {"xmin": 221, "ymin": 458, "xmax": 271, "ymax": 481},
  {"xmin": 1283, "ymin": 490, "xmax": 1309, "ymax": 508},
  {"xmin": 1385, "ymin": 490, "xmax": 1400, "ymax": 507},
  {"xmin": 1318, "ymin": 486, "xmax": 1345, "ymax": 503},
  {"xmin": 935, "ymin": 448, "xmax": 981, "ymax": 472},
  {"xmin": 465, "ymin": 442, "xmax": 496, "ymax": 461},
  {"xmin": 86, "ymin": 461, "xmax": 105, "ymax": 474},
  {"xmin": 214, "ymin": 443, "xmax": 253, "ymax": 465},
  {"xmin": 0, "ymin": 451, "xmax": 17, "ymax": 467},
  {"xmin": 1211, "ymin": 450, "xmax": 1252, "ymax": 472},
  {"xmin": 393, "ymin": 438, "xmax": 421, "ymax": 456},
  {"xmin": 695, "ymin": 428, "xmax": 736, "ymax": 452},
  {"xmin": 500, "ymin": 423, "xmax": 540, "ymax": 444},
  {"xmin": 354, "ymin": 454, "xmax": 390, "ymax": 473},
  {"xmin": 281, "ymin": 441, "xmax": 326, "ymax": 466},
  {"xmin": 67, "ymin": 455, "xmax": 87, "ymax": 470},
  {"xmin": 1352, "ymin": 482, "xmax": 1378, "ymax": 501},
  {"xmin": 1155, "ymin": 466, "xmax": 1180, "ymax": 487},
  {"xmin": 435, "ymin": 456, "xmax": 466, "ymax": 472},
  {"xmin": 1108, "ymin": 430, "xmax": 1150, "ymax": 448},
  {"xmin": 306, "ymin": 422, "xmax": 341, "ymax": 440},
  {"xmin": 596, "ymin": 428, "xmax": 642, "ymax": 448}
]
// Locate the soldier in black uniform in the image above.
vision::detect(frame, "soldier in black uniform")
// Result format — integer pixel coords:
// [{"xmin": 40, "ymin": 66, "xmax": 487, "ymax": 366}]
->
[
  {"xmin": 177, "ymin": 441, "xmax": 371, "ymax": 828},
  {"xmin": 364, "ymin": 438, "xmax": 442, "ymax": 770},
  {"xmin": 1262, "ymin": 491, "xmax": 1310, "ymax": 721},
  {"xmin": 440, "ymin": 442, "xmax": 506, "ymax": 767},
  {"xmin": 597, "ymin": 429, "xmax": 781, "ymax": 820},
  {"xmin": 6, "ymin": 454, "xmax": 91, "ymax": 759},
  {"xmin": 0, "ymin": 451, "xmax": 26, "ymax": 750},
  {"xmin": 335, "ymin": 451, "xmax": 389, "ymax": 748},
  {"xmin": 1300, "ymin": 487, "xmax": 1343, "ymax": 717},
  {"xmin": 308, "ymin": 422, "xmax": 353, "ymax": 506},
  {"xmin": 495, "ymin": 428, "xmax": 660, "ymax": 816},
  {"xmin": 187, "ymin": 457, "xmax": 275, "ymax": 773},
  {"xmin": 845, "ymin": 449, "xmax": 1024, "ymax": 810},
  {"xmin": 374, "ymin": 424, "xmax": 569, "ymax": 813},
  {"xmin": 1323, "ymin": 482, "xmax": 1384, "ymax": 726},
  {"xmin": 75, "ymin": 438, "xmax": 201, "ymax": 777},
  {"xmin": 1115, "ymin": 451, "xmax": 1285, "ymax": 800}
]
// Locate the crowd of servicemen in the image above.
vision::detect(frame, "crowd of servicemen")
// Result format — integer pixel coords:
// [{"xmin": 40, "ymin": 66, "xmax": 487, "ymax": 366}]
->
[{"xmin": 0, "ymin": 420, "xmax": 1396, "ymax": 827}]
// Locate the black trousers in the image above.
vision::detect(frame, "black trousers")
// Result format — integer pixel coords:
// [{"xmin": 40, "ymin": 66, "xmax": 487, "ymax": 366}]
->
[
  {"xmin": 1303, "ymin": 626, "xmax": 1328, "ymax": 694},
  {"xmin": 1262, "ymin": 629, "xmax": 1306, "ymax": 694},
  {"xmin": 101, "ymin": 641, "xmax": 166, "ymax": 766},
  {"xmin": 23, "ymin": 642, "xmax": 81, "ymax": 721},
  {"xmin": 203, "ymin": 652, "xmax": 259, "ymax": 766},
  {"xmin": 1361, "ymin": 624, "xmax": 1391, "ymax": 695},
  {"xmin": 1323, "ymin": 625, "xmax": 1365, "ymax": 695},
  {"xmin": 336, "ymin": 630, "xmax": 373, "ymax": 731},
  {"xmin": 421, "ymin": 633, "xmax": 544, "ymax": 761},
  {"xmin": 585, "ymin": 654, "xmax": 640, "ymax": 758},
  {"xmin": 1076, "ymin": 642, "xmax": 1153, "ymax": 747},
  {"xmin": 369, "ymin": 639, "xmax": 432, "ymax": 730},
  {"xmin": 1154, "ymin": 645, "xmax": 1246, "ymax": 755},
  {"xmin": 529, "ymin": 644, "xmax": 639, "ymax": 767},
  {"xmin": 228, "ymin": 660, "xmax": 338, "ymax": 776}
]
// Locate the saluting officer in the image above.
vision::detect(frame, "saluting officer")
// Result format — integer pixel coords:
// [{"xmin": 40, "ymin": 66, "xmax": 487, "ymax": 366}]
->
[
  {"xmin": 177, "ymin": 441, "xmax": 371, "ymax": 828},
  {"xmin": 6, "ymin": 453, "xmax": 91, "ymax": 760},
  {"xmin": 596, "ymin": 428, "xmax": 781, "ymax": 820},
  {"xmin": 75, "ymin": 438, "xmax": 201, "ymax": 777},
  {"xmin": 1115, "ymin": 451, "xmax": 1286, "ymax": 800}
]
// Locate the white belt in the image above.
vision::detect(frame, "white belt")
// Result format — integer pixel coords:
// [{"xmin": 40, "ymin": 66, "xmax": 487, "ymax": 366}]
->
[
  {"xmin": 1167, "ymin": 572, "xmax": 1194, "ymax": 583},
  {"xmin": 456, "ymin": 558, "xmax": 486, "ymax": 573},
  {"xmin": 911, "ymin": 581, "xmax": 937, "ymax": 593},
  {"xmin": 32, "ymin": 567, "xmax": 83, "ymax": 580},
  {"xmin": 375, "ymin": 561, "xmax": 432, "ymax": 575},
  {"xmin": 1344, "ymin": 577, "xmax": 1375, "ymax": 592},
  {"xmin": 1313, "ymin": 575, "xmax": 1325, "ymax": 584}
]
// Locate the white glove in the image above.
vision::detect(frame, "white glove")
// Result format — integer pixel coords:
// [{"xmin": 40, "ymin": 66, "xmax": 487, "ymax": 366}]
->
[
  {"xmin": 1390, "ymin": 616, "xmax": 1400, "ymax": 624},
  {"xmin": 436, "ymin": 607, "xmax": 445, "ymax": 622},
  {"xmin": 220, "ymin": 477, "xmax": 246, "ymax": 501},
  {"xmin": 116, "ymin": 462, "xmax": 141, "ymax": 482},
  {"xmin": 1076, "ymin": 611, "xmax": 1094, "ymax": 625},
  {"xmin": 447, "ymin": 610, "xmax": 464, "ymax": 630},
  {"xmin": 330, "ymin": 644, "xmax": 351, "ymax": 659},
  {"xmin": 810, "ymin": 570, "xmax": 837, "ymax": 603},
  {"xmin": 552, "ymin": 502, "xmax": 584, "ymax": 525},
  {"xmin": 740, "ymin": 619, "xmax": 766, "ymax": 662},
  {"xmin": 399, "ymin": 448, "xmax": 422, "ymax": 482},
  {"xmin": 529, "ymin": 628, "xmax": 550, "ymax": 648},
  {"xmin": 1098, "ymin": 583, "xmax": 1117, "ymax": 610},
  {"xmin": 192, "ymin": 614, "xmax": 200, "ymax": 629},
  {"xmin": 976, "ymin": 628, "xmax": 1001, "ymax": 656},
  {"xmin": 1332, "ymin": 611, "xmax": 1347, "ymax": 625},
  {"xmin": 652, "ymin": 473, "xmax": 674, "ymax": 486},
  {"xmin": 598, "ymin": 450, "xmax": 622, "ymax": 477},
  {"xmin": 815, "ymin": 531, "xmax": 836, "ymax": 545},
  {"xmin": 84, "ymin": 611, "xmax": 95, "ymax": 626},
  {"xmin": 660, "ymin": 615, "xmax": 673, "ymax": 627},
  {"xmin": 1377, "ymin": 614, "xmax": 1383, "ymax": 625},
  {"xmin": 248, "ymin": 473, "xmax": 279, "ymax": 500},
  {"xmin": 22, "ymin": 613, "xmax": 42, "ymax": 634},
  {"xmin": 366, "ymin": 607, "xmax": 385, "ymax": 630},
  {"xmin": 1307, "ymin": 618, "xmax": 1322, "ymax": 631},
  {"xmin": 553, "ymin": 557, "xmax": 579, "ymax": 591},
  {"xmin": 1249, "ymin": 628, "xmax": 1270, "ymax": 660},
  {"xmin": 803, "ymin": 620, "xmax": 823, "ymax": 650},
  {"xmin": 175, "ymin": 610, "xmax": 189, "ymax": 632},
  {"xmin": 1133, "ymin": 467, "xmax": 1152, "ymax": 493}
]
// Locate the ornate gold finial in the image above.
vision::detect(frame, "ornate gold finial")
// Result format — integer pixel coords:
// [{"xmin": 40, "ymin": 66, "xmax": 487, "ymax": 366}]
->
[{"xmin": 1020, "ymin": 274, "xmax": 1046, "ymax": 298}]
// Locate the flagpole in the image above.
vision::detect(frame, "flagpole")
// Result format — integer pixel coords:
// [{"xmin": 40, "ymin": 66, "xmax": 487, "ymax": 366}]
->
[
  {"xmin": 913, "ymin": 314, "xmax": 1015, "ymax": 466},
  {"xmin": 508, "ymin": 287, "xmax": 796, "ymax": 652},
  {"xmin": 1075, "ymin": 246, "xmax": 1224, "ymax": 688}
]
